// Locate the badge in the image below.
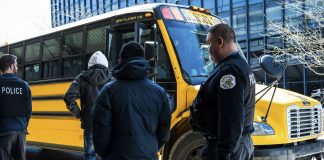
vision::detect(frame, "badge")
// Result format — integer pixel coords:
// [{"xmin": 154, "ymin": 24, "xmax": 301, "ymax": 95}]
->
[{"xmin": 220, "ymin": 74, "xmax": 236, "ymax": 89}]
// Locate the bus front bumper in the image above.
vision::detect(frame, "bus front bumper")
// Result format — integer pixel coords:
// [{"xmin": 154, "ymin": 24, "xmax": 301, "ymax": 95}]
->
[{"xmin": 254, "ymin": 140, "xmax": 324, "ymax": 160}]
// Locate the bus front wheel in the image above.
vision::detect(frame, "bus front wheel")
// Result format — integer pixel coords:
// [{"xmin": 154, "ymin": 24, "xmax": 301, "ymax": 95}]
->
[{"xmin": 168, "ymin": 131, "xmax": 205, "ymax": 160}]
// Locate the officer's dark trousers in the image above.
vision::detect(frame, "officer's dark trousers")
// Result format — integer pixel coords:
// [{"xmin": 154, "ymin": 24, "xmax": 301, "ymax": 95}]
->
[
  {"xmin": 201, "ymin": 135, "xmax": 254, "ymax": 160},
  {"xmin": 0, "ymin": 131, "xmax": 26, "ymax": 160}
]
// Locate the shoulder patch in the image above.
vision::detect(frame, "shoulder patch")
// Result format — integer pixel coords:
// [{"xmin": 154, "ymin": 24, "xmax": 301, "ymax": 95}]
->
[{"xmin": 220, "ymin": 74, "xmax": 236, "ymax": 89}]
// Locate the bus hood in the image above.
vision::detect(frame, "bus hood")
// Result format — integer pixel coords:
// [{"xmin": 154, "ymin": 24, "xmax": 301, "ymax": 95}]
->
[
  {"xmin": 253, "ymin": 84, "xmax": 322, "ymax": 145},
  {"xmin": 255, "ymin": 84, "xmax": 320, "ymax": 107},
  {"xmin": 186, "ymin": 84, "xmax": 321, "ymax": 108}
]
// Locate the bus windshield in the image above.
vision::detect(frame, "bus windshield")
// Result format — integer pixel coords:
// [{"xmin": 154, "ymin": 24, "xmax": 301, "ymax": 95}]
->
[
  {"xmin": 165, "ymin": 20, "xmax": 213, "ymax": 84},
  {"xmin": 162, "ymin": 8, "xmax": 246, "ymax": 85}
]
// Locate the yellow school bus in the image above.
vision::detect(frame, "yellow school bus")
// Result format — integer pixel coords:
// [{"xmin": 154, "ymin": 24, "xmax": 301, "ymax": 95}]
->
[{"xmin": 0, "ymin": 3, "xmax": 323, "ymax": 159}]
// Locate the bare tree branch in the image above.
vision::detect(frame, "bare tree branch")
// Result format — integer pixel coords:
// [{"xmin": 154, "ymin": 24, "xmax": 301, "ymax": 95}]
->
[{"xmin": 264, "ymin": 0, "xmax": 324, "ymax": 75}]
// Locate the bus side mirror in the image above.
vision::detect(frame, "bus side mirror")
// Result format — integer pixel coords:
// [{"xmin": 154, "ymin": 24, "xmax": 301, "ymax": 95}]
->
[
  {"xmin": 144, "ymin": 41, "xmax": 156, "ymax": 61},
  {"xmin": 259, "ymin": 55, "xmax": 286, "ymax": 78}
]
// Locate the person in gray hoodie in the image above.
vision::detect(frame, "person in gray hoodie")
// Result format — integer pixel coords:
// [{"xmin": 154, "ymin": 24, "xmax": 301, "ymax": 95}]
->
[{"xmin": 63, "ymin": 51, "xmax": 112, "ymax": 160}]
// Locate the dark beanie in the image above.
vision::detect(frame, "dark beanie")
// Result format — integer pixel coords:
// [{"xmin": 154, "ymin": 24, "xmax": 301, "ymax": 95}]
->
[{"xmin": 119, "ymin": 41, "xmax": 144, "ymax": 61}]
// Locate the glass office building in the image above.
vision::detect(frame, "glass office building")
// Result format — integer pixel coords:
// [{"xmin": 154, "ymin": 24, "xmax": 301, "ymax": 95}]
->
[{"xmin": 50, "ymin": 0, "xmax": 324, "ymax": 97}]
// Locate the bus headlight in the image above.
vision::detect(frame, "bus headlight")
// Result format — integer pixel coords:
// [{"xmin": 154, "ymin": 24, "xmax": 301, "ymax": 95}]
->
[{"xmin": 252, "ymin": 122, "xmax": 275, "ymax": 135}]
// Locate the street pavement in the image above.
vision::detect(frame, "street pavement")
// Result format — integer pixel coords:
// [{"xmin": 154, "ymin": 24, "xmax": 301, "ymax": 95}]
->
[
  {"xmin": 27, "ymin": 135, "xmax": 324, "ymax": 160},
  {"xmin": 27, "ymin": 146, "xmax": 83, "ymax": 160}
]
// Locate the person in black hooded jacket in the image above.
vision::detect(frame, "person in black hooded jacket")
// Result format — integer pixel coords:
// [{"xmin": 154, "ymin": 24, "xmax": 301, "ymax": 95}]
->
[
  {"xmin": 63, "ymin": 51, "xmax": 112, "ymax": 160},
  {"xmin": 92, "ymin": 41, "xmax": 171, "ymax": 160}
]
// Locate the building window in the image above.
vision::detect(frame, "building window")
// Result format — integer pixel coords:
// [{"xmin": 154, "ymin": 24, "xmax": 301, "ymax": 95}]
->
[
  {"xmin": 61, "ymin": 0, "xmax": 65, "ymax": 24},
  {"xmin": 128, "ymin": 0, "xmax": 135, "ymax": 6},
  {"xmin": 79, "ymin": 0, "xmax": 85, "ymax": 20},
  {"xmin": 286, "ymin": 65, "xmax": 304, "ymax": 94},
  {"xmin": 137, "ymin": 0, "xmax": 144, "ymax": 4},
  {"xmin": 249, "ymin": 0, "xmax": 264, "ymax": 38},
  {"xmin": 98, "ymin": 0, "xmax": 104, "ymax": 14},
  {"xmin": 74, "ymin": 0, "xmax": 79, "ymax": 20},
  {"xmin": 232, "ymin": 0, "xmax": 246, "ymax": 40},
  {"xmin": 85, "ymin": 0, "xmax": 91, "ymax": 16},
  {"xmin": 69, "ymin": 0, "xmax": 75, "ymax": 22},
  {"xmin": 249, "ymin": 39, "xmax": 263, "ymax": 52},
  {"xmin": 112, "ymin": 0, "xmax": 118, "ymax": 10},
  {"xmin": 307, "ymin": 67, "xmax": 324, "ymax": 96},
  {"xmin": 92, "ymin": 0, "xmax": 98, "ymax": 15},
  {"xmin": 266, "ymin": 0, "xmax": 283, "ymax": 29},
  {"xmin": 285, "ymin": 1, "xmax": 303, "ymax": 28},
  {"xmin": 238, "ymin": 41, "xmax": 247, "ymax": 53},
  {"xmin": 190, "ymin": 0, "xmax": 201, "ymax": 7},
  {"xmin": 217, "ymin": 0, "xmax": 230, "ymax": 24},
  {"xmin": 218, "ymin": 0, "xmax": 230, "ymax": 12},
  {"xmin": 145, "ymin": 0, "xmax": 154, "ymax": 3},
  {"xmin": 105, "ymin": 0, "xmax": 111, "ymax": 12},
  {"xmin": 64, "ymin": 0, "xmax": 69, "ymax": 23},
  {"xmin": 266, "ymin": 36, "xmax": 284, "ymax": 49},
  {"xmin": 177, "ymin": 0, "xmax": 188, "ymax": 5},
  {"xmin": 306, "ymin": 0, "xmax": 323, "ymax": 28},
  {"xmin": 120, "ymin": 0, "xmax": 126, "ymax": 8},
  {"xmin": 203, "ymin": 0, "xmax": 215, "ymax": 14}
]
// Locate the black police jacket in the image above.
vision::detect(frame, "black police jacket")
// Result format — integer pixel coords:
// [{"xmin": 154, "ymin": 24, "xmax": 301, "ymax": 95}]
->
[
  {"xmin": 63, "ymin": 64, "xmax": 112, "ymax": 129},
  {"xmin": 195, "ymin": 52, "xmax": 256, "ymax": 159},
  {"xmin": 92, "ymin": 57, "xmax": 171, "ymax": 160},
  {"xmin": 0, "ymin": 73, "xmax": 32, "ymax": 133}
]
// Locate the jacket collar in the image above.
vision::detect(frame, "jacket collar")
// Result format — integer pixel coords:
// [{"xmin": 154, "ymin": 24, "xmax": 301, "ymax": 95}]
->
[{"xmin": 0, "ymin": 73, "xmax": 16, "ymax": 77}]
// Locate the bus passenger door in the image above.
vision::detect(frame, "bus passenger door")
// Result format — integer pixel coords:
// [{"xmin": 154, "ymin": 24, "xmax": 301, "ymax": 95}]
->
[
  {"xmin": 137, "ymin": 22, "xmax": 177, "ymax": 113},
  {"xmin": 106, "ymin": 29, "xmax": 121, "ymax": 68},
  {"xmin": 106, "ymin": 23, "xmax": 138, "ymax": 68}
]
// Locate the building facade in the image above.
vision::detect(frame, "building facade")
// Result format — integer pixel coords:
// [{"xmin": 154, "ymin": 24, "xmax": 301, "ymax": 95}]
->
[{"xmin": 50, "ymin": 0, "xmax": 324, "ymax": 97}]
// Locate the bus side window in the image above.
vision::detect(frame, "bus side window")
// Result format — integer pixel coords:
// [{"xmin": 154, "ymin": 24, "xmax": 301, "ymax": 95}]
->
[
  {"xmin": 106, "ymin": 26, "xmax": 135, "ymax": 68},
  {"xmin": 43, "ymin": 60, "xmax": 60, "ymax": 79},
  {"xmin": 85, "ymin": 26, "xmax": 107, "ymax": 68},
  {"xmin": 25, "ymin": 64, "xmax": 40, "ymax": 81},
  {"xmin": 62, "ymin": 31, "xmax": 84, "ymax": 77},
  {"xmin": 25, "ymin": 42, "xmax": 41, "ymax": 81},
  {"xmin": 42, "ymin": 37, "xmax": 60, "ymax": 79},
  {"xmin": 63, "ymin": 57, "xmax": 83, "ymax": 77}
]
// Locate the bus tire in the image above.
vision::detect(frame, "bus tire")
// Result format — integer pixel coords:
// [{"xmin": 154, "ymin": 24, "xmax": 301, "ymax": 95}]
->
[{"xmin": 168, "ymin": 131, "xmax": 205, "ymax": 160}]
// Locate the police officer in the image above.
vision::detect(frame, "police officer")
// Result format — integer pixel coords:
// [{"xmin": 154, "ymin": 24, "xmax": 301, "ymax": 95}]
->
[
  {"xmin": 0, "ymin": 54, "xmax": 32, "ymax": 160},
  {"xmin": 191, "ymin": 24, "xmax": 255, "ymax": 160}
]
